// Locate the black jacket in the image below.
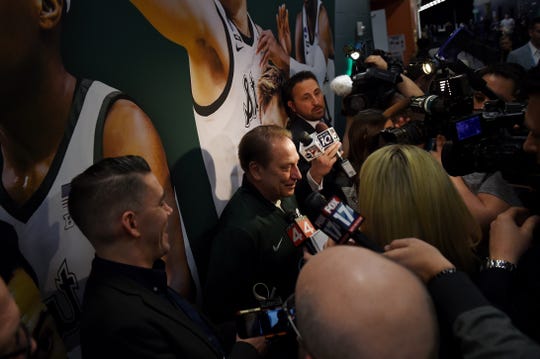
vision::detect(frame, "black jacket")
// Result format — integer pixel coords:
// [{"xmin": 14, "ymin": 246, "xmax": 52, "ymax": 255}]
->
[{"xmin": 81, "ymin": 257, "xmax": 259, "ymax": 359}]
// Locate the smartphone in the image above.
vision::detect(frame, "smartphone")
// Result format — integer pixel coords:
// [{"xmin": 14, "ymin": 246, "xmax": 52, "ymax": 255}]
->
[{"xmin": 236, "ymin": 306, "xmax": 291, "ymax": 339}]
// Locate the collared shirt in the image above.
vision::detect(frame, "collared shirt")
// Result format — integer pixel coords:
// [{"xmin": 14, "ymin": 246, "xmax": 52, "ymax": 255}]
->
[
  {"xmin": 91, "ymin": 256, "xmax": 225, "ymax": 355},
  {"xmin": 91, "ymin": 256, "xmax": 169, "ymax": 294}
]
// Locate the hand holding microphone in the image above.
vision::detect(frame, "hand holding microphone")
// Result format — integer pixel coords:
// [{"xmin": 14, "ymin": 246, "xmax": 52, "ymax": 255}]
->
[
  {"xmin": 310, "ymin": 142, "xmax": 341, "ymax": 184},
  {"xmin": 314, "ymin": 122, "xmax": 357, "ymax": 178}
]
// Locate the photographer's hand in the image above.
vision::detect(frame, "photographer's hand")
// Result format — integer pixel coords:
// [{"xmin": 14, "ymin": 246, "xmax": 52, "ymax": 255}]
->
[
  {"xmin": 364, "ymin": 55, "xmax": 388, "ymax": 70},
  {"xmin": 383, "ymin": 238, "xmax": 455, "ymax": 283},
  {"xmin": 365, "ymin": 55, "xmax": 423, "ymax": 97},
  {"xmin": 489, "ymin": 207, "xmax": 540, "ymax": 264}
]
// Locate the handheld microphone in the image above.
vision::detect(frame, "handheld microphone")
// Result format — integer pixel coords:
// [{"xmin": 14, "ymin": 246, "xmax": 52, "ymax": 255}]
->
[
  {"xmin": 285, "ymin": 209, "xmax": 329, "ymax": 255},
  {"xmin": 314, "ymin": 123, "xmax": 357, "ymax": 178},
  {"xmin": 298, "ymin": 131, "xmax": 325, "ymax": 162},
  {"xmin": 303, "ymin": 192, "xmax": 383, "ymax": 252},
  {"xmin": 314, "ymin": 122, "xmax": 340, "ymax": 149}
]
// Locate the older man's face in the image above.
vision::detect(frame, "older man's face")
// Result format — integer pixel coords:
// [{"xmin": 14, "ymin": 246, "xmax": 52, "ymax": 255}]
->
[{"xmin": 255, "ymin": 137, "xmax": 302, "ymax": 203}]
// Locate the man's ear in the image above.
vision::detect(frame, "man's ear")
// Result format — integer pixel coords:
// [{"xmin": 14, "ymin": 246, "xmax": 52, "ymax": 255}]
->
[
  {"xmin": 248, "ymin": 161, "xmax": 263, "ymax": 181},
  {"xmin": 39, "ymin": 0, "xmax": 63, "ymax": 30},
  {"xmin": 121, "ymin": 211, "xmax": 141, "ymax": 238},
  {"xmin": 287, "ymin": 100, "xmax": 296, "ymax": 114}
]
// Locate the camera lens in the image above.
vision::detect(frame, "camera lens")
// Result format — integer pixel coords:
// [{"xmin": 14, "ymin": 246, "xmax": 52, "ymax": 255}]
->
[{"xmin": 380, "ymin": 121, "xmax": 426, "ymax": 145}]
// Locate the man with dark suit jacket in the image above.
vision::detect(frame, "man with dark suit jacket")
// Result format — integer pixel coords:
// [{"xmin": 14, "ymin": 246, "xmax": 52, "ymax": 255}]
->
[
  {"xmin": 282, "ymin": 71, "xmax": 341, "ymax": 208},
  {"xmin": 67, "ymin": 155, "xmax": 265, "ymax": 358},
  {"xmin": 507, "ymin": 17, "xmax": 540, "ymax": 70}
]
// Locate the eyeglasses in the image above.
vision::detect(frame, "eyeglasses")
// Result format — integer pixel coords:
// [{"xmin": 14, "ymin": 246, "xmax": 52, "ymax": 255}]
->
[
  {"xmin": 0, "ymin": 322, "xmax": 32, "ymax": 359},
  {"xmin": 283, "ymin": 294, "xmax": 303, "ymax": 343}
]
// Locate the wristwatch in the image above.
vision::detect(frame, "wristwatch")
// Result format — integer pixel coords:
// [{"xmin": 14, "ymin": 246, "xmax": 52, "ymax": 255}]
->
[{"xmin": 482, "ymin": 258, "xmax": 517, "ymax": 272}]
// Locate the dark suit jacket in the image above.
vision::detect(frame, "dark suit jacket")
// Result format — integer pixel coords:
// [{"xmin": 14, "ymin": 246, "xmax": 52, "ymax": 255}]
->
[
  {"xmin": 81, "ymin": 258, "xmax": 259, "ymax": 359},
  {"xmin": 287, "ymin": 116, "xmax": 322, "ymax": 209}
]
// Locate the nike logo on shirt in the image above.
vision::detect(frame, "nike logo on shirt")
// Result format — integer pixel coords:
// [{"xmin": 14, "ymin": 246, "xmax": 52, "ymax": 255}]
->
[{"xmin": 273, "ymin": 237, "xmax": 284, "ymax": 252}]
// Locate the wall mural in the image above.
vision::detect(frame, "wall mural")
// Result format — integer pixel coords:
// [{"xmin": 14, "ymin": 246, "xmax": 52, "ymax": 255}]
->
[{"xmin": 0, "ymin": 0, "xmax": 335, "ymax": 357}]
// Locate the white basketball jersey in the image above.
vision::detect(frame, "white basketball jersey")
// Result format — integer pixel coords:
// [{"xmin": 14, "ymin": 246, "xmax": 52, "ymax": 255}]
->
[
  {"xmin": 0, "ymin": 80, "xmax": 121, "ymax": 350},
  {"xmin": 192, "ymin": 0, "xmax": 263, "ymax": 216}
]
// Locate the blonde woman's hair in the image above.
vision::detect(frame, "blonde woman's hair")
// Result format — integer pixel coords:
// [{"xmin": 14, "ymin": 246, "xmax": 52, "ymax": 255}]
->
[{"xmin": 358, "ymin": 144, "xmax": 481, "ymax": 273}]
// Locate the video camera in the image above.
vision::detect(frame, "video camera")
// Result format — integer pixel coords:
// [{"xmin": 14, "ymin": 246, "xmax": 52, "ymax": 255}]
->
[
  {"xmin": 341, "ymin": 48, "xmax": 404, "ymax": 116},
  {"xmin": 380, "ymin": 27, "xmax": 535, "ymax": 179}
]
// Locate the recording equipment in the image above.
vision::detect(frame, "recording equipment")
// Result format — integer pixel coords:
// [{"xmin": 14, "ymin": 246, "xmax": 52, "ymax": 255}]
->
[
  {"xmin": 314, "ymin": 122, "xmax": 340, "ymax": 149},
  {"xmin": 315, "ymin": 122, "xmax": 357, "ymax": 178},
  {"xmin": 379, "ymin": 26, "xmax": 535, "ymax": 179},
  {"xmin": 335, "ymin": 49, "xmax": 404, "ymax": 116},
  {"xmin": 297, "ymin": 125, "xmax": 340, "ymax": 163},
  {"xmin": 236, "ymin": 304, "xmax": 292, "ymax": 339},
  {"xmin": 330, "ymin": 74, "xmax": 354, "ymax": 97},
  {"xmin": 298, "ymin": 131, "xmax": 325, "ymax": 162},
  {"xmin": 285, "ymin": 209, "xmax": 329, "ymax": 255},
  {"xmin": 303, "ymin": 192, "xmax": 383, "ymax": 252},
  {"xmin": 440, "ymin": 112, "xmax": 535, "ymax": 178},
  {"xmin": 435, "ymin": 26, "xmax": 499, "ymax": 66}
]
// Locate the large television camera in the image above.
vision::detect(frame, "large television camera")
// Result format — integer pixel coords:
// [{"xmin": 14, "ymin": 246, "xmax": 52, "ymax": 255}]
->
[
  {"xmin": 439, "ymin": 100, "xmax": 529, "ymax": 178},
  {"xmin": 341, "ymin": 48, "xmax": 404, "ymax": 116},
  {"xmin": 380, "ymin": 27, "xmax": 536, "ymax": 181}
]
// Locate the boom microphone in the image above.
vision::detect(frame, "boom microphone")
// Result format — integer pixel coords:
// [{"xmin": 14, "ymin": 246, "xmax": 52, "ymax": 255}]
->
[
  {"xmin": 330, "ymin": 74, "xmax": 353, "ymax": 97},
  {"xmin": 315, "ymin": 123, "xmax": 357, "ymax": 178},
  {"xmin": 303, "ymin": 192, "xmax": 383, "ymax": 252},
  {"xmin": 285, "ymin": 209, "xmax": 329, "ymax": 255}
]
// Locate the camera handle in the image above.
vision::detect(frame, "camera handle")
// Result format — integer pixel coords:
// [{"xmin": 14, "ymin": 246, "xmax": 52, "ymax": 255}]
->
[{"xmin": 447, "ymin": 59, "xmax": 501, "ymax": 103}]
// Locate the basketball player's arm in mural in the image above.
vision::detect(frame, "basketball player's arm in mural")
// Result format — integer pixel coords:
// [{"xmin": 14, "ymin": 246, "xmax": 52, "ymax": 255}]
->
[{"xmin": 130, "ymin": 0, "xmax": 230, "ymax": 108}]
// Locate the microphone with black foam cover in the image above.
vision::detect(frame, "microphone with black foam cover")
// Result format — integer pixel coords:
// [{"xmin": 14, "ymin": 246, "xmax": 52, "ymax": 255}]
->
[
  {"xmin": 303, "ymin": 192, "xmax": 383, "ymax": 252},
  {"xmin": 285, "ymin": 209, "xmax": 329, "ymax": 255},
  {"xmin": 314, "ymin": 122, "xmax": 357, "ymax": 178}
]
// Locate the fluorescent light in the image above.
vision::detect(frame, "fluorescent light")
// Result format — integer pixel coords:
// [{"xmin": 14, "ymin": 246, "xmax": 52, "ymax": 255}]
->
[{"xmin": 419, "ymin": 0, "xmax": 446, "ymax": 12}]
